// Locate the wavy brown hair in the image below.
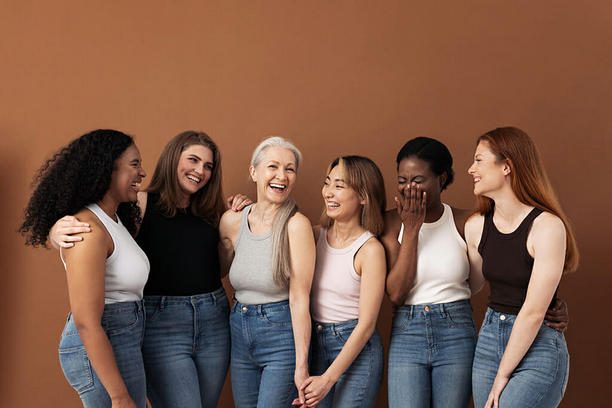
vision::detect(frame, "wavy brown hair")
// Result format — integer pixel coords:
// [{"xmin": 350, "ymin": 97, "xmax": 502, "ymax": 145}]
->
[
  {"xmin": 147, "ymin": 131, "xmax": 225, "ymax": 226},
  {"xmin": 475, "ymin": 127, "xmax": 579, "ymax": 274}
]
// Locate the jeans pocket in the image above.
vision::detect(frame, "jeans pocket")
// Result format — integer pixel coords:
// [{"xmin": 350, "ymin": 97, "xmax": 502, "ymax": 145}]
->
[
  {"xmin": 59, "ymin": 346, "xmax": 94, "ymax": 394},
  {"xmin": 446, "ymin": 308, "xmax": 476, "ymax": 329},
  {"xmin": 391, "ymin": 313, "xmax": 411, "ymax": 333},
  {"xmin": 102, "ymin": 308, "xmax": 140, "ymax": 336},
  {"xmin": 262, "ymin": 307, "xmax": 292, "ymax": 326},
  {"xmin": 335, "ymin": 325, "xmax": 356, "ymax": 343}
]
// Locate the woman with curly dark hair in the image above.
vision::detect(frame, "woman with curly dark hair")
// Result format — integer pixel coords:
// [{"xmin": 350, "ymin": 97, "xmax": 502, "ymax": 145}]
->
[
  {"xmin": 20, "ymin": 129, "xmax": 149, "ymax": 408},
  {"xmin": 49, "ymin": 131, "xmax": 250, "ymax": 408}
]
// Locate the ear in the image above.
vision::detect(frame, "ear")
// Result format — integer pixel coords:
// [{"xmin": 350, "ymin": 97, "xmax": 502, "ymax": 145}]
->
[
  {"xmin": 249, "ymin": 165, "xmax": 257, "ymax": 182},
  {"xmin": 439, "ymin": 173, "xmax": 448, "ymax": 189},
  {"xmin": 502, "ymin": 160, "xmax": 512, "ymax": 176}
]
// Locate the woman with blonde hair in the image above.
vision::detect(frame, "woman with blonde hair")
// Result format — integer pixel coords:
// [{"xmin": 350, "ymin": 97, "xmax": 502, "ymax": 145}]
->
[
  {"xmin": 466, "ymin": 127, "xmax": 578, "ymax": 407},
  {"xmin": 296, "ymin": 156, "xmax": 387, "ymax": 408},
  {"xmin": 219, "ymin": 136, "xmax": 315, "ymax": 407}
]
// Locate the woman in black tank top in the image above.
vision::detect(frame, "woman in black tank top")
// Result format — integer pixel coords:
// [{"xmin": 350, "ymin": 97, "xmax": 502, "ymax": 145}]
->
[
  {"xmin": 465, "ymin": 127, "xmax": 579, "ymax": 408},
  {"xmin": 50, "ymin": 131, "xmax": 250, "ymax": 408}
]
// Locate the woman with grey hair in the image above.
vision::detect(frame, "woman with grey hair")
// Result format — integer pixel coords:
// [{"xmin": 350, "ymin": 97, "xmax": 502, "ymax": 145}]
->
[{"xmin": 219, "ymin": 136, "xmax": 316, "ymax": 407}]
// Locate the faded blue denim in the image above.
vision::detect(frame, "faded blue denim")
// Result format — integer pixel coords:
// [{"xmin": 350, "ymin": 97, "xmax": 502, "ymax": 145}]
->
[
  {"xmin": 230, "ymin": 299, "xmax": 298, "ymax": 408},
  {"xmin": 143, "ymin": 287, "xmax": 230, "ymax": 408},
  {"xmin": 310, "ymin": 319, "xmax": 384, "ymax": 408},
  {"xmin": 58, "ymin": 301, "xmax": 146, "ymax": 408},
  {"xmin": 472, "ymin": 308, "xmax": 569, "ymax": 408},
  {"xmin": 388, "ymin": 300, "xmax": 476, "ymax": 408}
]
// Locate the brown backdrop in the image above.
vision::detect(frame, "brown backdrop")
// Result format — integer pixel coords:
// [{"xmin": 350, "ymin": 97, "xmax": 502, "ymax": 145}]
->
[{"xmin": 1, "ymin": 1, "xmax": 610, "ymax": 406}]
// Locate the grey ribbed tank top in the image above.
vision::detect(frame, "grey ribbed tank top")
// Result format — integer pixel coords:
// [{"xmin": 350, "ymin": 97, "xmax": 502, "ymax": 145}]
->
[{"xmin": 229, "ymin": 204, "xmax": 289, "ymax": 304}]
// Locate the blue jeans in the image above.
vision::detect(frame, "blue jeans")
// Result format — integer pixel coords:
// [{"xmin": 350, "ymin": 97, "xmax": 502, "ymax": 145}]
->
[
  {"xmin": 310, "ymin": 319, "xmax": 384, "ymax": 408},
  {"xmin": 388, "ymin": 300, "xmax": 476, "ymax": 408},
  {"xmin": 472, "ymin": 308, "xmax": 569, "ymax": 408},
  {"xmin": 142, "ymin": 287, "xmax": 230, "ymax": 408},
  {"xmin": 230, "ymin": 300, "xmax": 297, "ymax": 408},
  {"xmin": 58, "ymin": 301, "xmax": 146, "ymax": 408}
]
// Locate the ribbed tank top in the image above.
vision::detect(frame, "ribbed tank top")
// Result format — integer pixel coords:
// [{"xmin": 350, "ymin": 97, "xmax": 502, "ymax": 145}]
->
[
  {"xmin": 136, "ymin": 193, "xmax": 222, "ymax": 296},
  {"xmin": 61, "ymin": 204, "xmax": 150, "ymax": 304},
  {"xmin": 229, "ymin": 204, "xmax": 289, "ymax": 305},
  {"xmin": 398, "ymin": 203, "xmax": 471, "ymax": 305},
  {"xmin": 478, "ymin": 207, "xmax": 556, "ymax": 315},
  {"xmin": 311, "ymin": 228, "xmax": 374, "ymax": 323}
]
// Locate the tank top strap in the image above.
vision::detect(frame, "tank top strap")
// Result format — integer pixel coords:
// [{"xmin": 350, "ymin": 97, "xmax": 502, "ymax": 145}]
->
[
  {"xmin": 516, "ymin": 207, "xmax": 543, "ymax": 236},
  {"xmin": 86, "ymin": 203, "xmax": 122, "ymax": 232},
  {"xmin": 348, "ymin": 230, "xmax": 375, "ymax": 256},
  {"xmin": 477, "ymin": 210, "xmax": 494, "ymax": 254}
]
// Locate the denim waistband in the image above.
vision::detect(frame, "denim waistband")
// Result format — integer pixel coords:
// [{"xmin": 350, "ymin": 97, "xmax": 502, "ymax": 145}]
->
[
  {"xmin": 482, "ymin": 307, "xmax": 518, "ymax": 326},
  {"xmin": 144, "ymin": 286, "xmax": 227, "ymax": 307},
  {"xmin": 395, "ymin": 299, "xmax": 472, "ymax": 318},
  {"xmin": 312, "ymin": 319, "xmax": 358, "ymax": 333},
  {"xmin": 67, "ymin": 300, "xmax": 144, "ymax": 321},
  {"xmin": 232, "ymin": 299, "xmax": 290, "ymax": 315}
]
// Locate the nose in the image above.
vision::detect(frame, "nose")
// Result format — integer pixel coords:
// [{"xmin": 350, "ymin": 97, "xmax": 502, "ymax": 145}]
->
[
  {"xmin": 468, "ymin": 162, "xmax": 475, "ymax": 175},
  {"xmin": 140, "ymin": 166, "xmax": 147, "ymax": 178}
]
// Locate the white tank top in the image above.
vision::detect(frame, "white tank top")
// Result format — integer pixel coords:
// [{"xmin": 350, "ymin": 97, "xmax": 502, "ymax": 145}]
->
[
  {"xmin": 311, "ymin": 228, "xmax": 374, "ymax": 323},
  {"xmin": 398, "ymin": 203, "xmax": 471, "ymax": 305},
  {"xmin": 61, "ymin": 204, "xmax": 150, "ymax": 304}
]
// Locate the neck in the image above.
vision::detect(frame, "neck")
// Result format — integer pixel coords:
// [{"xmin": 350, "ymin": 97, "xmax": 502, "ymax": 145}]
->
[
  {"xmin": 490, "ymin": 191, "xmax": 531, "ymax": 222},
  {"xmin": 424, "ymin": 200, "xmax": 444, "ymax": 223},
  {"xmin": 328, "ymin": 214, "xmax": 364, "ymax": 243},
  {"xmin": 97, "ymin": 195, "xmax": 119, "ymax": 221},
  {"xmin": 177, "ymin": 192, "xmax": 190, "ymax": 208},
  {"xmin": 250, "ymin": 201, "xmax": 283, "ymax": 226}
]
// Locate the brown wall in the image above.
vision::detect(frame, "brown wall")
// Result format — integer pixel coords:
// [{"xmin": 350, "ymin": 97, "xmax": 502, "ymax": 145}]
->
[{"xmin": 1, "ymin": 1, "xmax": 610, "ymax": 406}]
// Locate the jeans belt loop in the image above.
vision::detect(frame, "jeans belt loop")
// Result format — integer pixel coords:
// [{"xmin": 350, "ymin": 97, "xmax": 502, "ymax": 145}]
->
[
  {"xmin": 409, "ymin": 305, "xmax": 414, "ymax": 319},
  {"xmin": 160, "ymin": 296, "xmax": 166, "ymax": 310},
  {"xmin": 440, "ymin": 302, "xmax": 447, "ymax": 318}
]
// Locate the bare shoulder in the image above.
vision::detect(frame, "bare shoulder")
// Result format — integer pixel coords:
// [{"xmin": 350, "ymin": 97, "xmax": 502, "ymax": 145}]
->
[
  {"xmin": 464, "ymin": 213, "xmax": 485, "ymax": 246},
  {"xmin": 355, "ymin": 236, "xmax": 386, "ymax": 274},
  {"xmin": 220, "ymin": 208, "xmax": 243, "ymax": 228},
  {"xmin": 532, "ymin": 211, "xmax": 566, "ymax": 238},
  {"xmin": 63, "ymin": 209, "xmax": 110, "ymax": 257},
  {"xmin": 359, "ymin": 236, "xmax": 385, "ymax": 258},
  {"xmin": 288, "ymin": 211, "xmax": 313, "ymax": 234}
]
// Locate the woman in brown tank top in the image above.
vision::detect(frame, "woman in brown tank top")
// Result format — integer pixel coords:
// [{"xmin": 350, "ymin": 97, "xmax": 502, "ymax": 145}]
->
[{"xmin": 465, "ymin": 127, "xmax": 579, "ymax": 408}]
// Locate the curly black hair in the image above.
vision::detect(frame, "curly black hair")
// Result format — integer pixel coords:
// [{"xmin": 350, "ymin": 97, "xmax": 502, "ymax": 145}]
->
[{"xmin": 20, "ymin": 129, "xmax": 141, "ymax": 247}]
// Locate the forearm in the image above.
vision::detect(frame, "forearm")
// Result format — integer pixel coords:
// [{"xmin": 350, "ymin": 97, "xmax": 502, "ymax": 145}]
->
[
  {"xmin": 290, "ymin": 293, "xmax": 311, "ymax": 371},
  {"xmin": 324, "ymin": 321, "xmax": 376, "ymax": 383},
  {"xmin": 496, "ymin": 310, "xmax": 545, "ymax": 378},
  {"xmin": 78, "ymin": 324, "xmax": 130, "ymax": 400},
  {"xmin": 386, "ymin": 231, "xmax": 418, "ymax": 305}
]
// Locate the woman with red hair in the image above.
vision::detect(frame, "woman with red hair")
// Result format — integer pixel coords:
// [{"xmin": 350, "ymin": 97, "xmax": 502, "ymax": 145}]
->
[{"xmin": 466, "ymin": 127, "xmax": 578, "ymax": 407}]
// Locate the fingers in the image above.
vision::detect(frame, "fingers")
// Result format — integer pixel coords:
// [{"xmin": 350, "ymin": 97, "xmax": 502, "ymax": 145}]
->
[
  {"xmin": 297, "ymin": 384, "xmax": 306, "ymax": 405},
  {"xmin": 545, "ymin": 321, "xmax": 568, "ymax": 332},
  {"xmin": 225, "ymin": 195, "xmax": 234, "ymax": 210},
  {"xmin": 300, "ymin": 377, "xmax": 314, "ymax": 391}
]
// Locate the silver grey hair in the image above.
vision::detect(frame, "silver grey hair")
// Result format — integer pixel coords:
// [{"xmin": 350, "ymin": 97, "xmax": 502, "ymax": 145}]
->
[
  {"xmin": 250, "ymin": 136, "xmax": 302, "ymax": 287},
  {"xmin": 250, "ymin": 136, "xmax": 302, "ymax": 170}
]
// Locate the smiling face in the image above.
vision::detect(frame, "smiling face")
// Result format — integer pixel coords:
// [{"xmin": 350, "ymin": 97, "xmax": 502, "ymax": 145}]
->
[
  {"xmin": 468, "ymin": 140, "xmax": 509, "ymax": 197},
  {"xmin": 250, "ymin": 146, "xmax": 297, "ymax": 204},
  {"xmin": 176, "ymin": 144, "xmax": 214, "ymax": 199},
  {"xmin": 397, "ymin": 156, "xmax": 445, "ymax": 210},
  {"xmin": 109, "ymin": 144, "xmax": 146, "ymax": 203},
  {"xmin": 322, "ymin": 164, "xmax": 364, "ymax": 222}
]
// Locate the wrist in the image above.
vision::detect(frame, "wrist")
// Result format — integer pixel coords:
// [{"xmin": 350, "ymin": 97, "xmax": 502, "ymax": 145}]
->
[{"xmin": 323, "ymin": 370, "xmax": 339, "ymax": 384}]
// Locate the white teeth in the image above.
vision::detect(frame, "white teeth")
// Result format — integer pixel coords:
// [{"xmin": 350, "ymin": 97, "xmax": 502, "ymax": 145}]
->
[
  {"xmin": 327, "ymin": 203, "xmax": 340, "ymax": 208},
  {"xmin": 187, "ymin": 175, "xmax": 201, "ymax": 183},
  {"xmin": 474, "ymin": 177, "xmax": 481, "ymax": 183},
  {"xmin": 269, "ymin": 183, "xmax": 286, "ymax": 190}
]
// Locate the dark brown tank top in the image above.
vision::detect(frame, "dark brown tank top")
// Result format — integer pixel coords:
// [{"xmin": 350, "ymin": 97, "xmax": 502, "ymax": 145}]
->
[{"xmin": 478, "ymin": 207, "xmax": 556, "ymax": 315}]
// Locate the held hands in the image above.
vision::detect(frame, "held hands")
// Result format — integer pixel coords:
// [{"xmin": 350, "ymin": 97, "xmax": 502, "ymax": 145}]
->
[
  {"xmin": 545, "ymin": 297, "xmax": 569, "ymax": 333},
  {"xmin": 484, "ymin": 375, "xmax": 510, "ymax": 408},
  {"xmin": 49, "ymin": 216, "xmax": 91, "ymax": 248},
  {"xmin": 226, "ymin": 194, "xmax": 253, "ymax": 212},
  {"xmin": 395, "ymin": 183, "xmax": 426, "ymax": 234},
  {"xmin": 292, "ymin": 367, "xmax": 310, "ymax": 407},
  {"xmin": 293, "ymin": 374, "xmax": 334, "ymax": 408}
]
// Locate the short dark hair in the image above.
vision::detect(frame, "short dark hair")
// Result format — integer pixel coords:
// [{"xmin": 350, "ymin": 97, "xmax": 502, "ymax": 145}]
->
[{"xmin": 396, "ymin": 137, "xmax": 454, "ymax": 190}]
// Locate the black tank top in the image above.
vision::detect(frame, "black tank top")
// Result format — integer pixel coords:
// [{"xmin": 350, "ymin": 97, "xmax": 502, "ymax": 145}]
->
[
  {"xmin": 137, "ymin": 193, "xmax": 222, "ymax": 296},
  {"xmin": 478, "ymin": 207, "xmax": 556, "ymax": 315}
]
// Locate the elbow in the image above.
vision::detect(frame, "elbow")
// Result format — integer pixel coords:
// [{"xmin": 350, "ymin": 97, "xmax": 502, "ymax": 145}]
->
[
  {"xmin": 386, "ymin": 285, "xmax": 406, "ymax": 306},
  {"xmin": 72, "ymin": 315, "xmax": 101, "ymax": 335}
]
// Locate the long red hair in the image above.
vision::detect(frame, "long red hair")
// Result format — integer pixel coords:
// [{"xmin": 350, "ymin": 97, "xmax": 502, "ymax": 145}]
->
[{"xmin": 475, "ymin": 127, "xmax": 579, "ymax": 274}]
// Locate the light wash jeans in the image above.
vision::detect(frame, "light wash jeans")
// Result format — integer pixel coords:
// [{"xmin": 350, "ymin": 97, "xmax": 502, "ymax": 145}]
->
[
  {"xmin": 142, "ymin": 287, "xmax": 230, "ymax": 408},
  {"xmin": 388, "ymin": 300, "xmax": 476, "ymax": 408},
  {"xmin": 230, "ymin": 299, "xmax": 298, "ymax": 408},
  {"xmin": 310, "ymin": 319, "xmax": 384, "ymax": 408},
  {"xmin": 472, "ymin": 308, "xmax": 569, "ymax": 408},
  {"xmin": 58, "ymin": 301, "xmax": 146, "ymax": 408}
]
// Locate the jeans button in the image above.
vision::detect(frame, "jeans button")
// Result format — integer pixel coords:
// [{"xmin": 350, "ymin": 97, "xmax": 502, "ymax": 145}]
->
[
  {"xmin": 500, "ymin": 315, "xmax": 506, "ymax": 321},
  {"xmin": 424, "ymin": 306, "xmax": 430, "ymax": 312},
  {"xmin": 317, "ymin": 325, "xmax": 323, "ymax": 331},
  {"xmin": 242, "ymin": 306, "xmax": 248, "ymax": 312},
  {"xmin": 191, "ymin": 297, "xmax": 197, "ymax": 302}
]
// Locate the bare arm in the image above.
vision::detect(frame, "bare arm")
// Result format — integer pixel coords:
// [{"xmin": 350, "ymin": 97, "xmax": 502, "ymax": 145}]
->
[
  {"xmin": 464, "ymin": 214, "xmax": 486, "ymax": 295},
  {"xmin": 218, "ymin": 209, "xmax": 241, "ymax": 278},
  {"xmin": 384, "ymin": 184, "xmax": 426, "ymax": 305},
  {"xmin": 302, "ymin": 238, "xmax": 386, "ymax": 407},
  {"xmin": 484, "ymin": 213, "xmax": 567, "ymax": 408},
  {"xmin": 62, "ymin": 213, "xmax": 136, "ymax": 407},
  {"xmin": 287, "ymin": 213, "xmax": 316, "ymax": 406}
]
